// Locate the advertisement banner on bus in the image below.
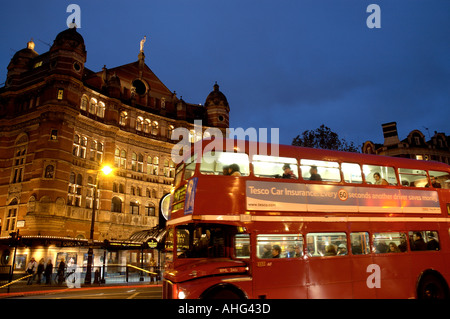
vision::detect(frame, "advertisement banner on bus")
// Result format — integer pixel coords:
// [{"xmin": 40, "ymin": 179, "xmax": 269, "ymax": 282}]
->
[{"xmin": 246, "ymin": 181, "xmax": 440, "ymax": 214}]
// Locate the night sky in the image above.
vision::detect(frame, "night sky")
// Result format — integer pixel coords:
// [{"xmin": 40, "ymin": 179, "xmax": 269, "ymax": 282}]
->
[{"xmin": 1, "ymin": 0, "xmax": 449, "ymax": 147}]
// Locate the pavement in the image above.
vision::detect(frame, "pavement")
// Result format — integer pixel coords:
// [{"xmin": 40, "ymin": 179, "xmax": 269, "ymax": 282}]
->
[{"xmin": 0, "ymin": 278, "xmax": 161, "ymax": 299}]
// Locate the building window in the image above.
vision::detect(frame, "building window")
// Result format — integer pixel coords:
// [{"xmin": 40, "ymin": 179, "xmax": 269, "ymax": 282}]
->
[
  {"xmin": 89, "ymin": 98, "xmax": 97, "ymax": 115},
  {"xmin": 143, "ymin": 119, "xmax": 151, "ymax": 134},
  {"xmin": 136, "ymin": 116, "xmax": 144, "ymax": 131},
  {"xmin": 130, "ymin": 201, "xmax": 140, "ymax": 215},
  {"xmin": 151, "ymin": 121, "xmax": 159, "ymax": 136},
  {"xmin": 80, "ymin": 95, "xmax": 88, "ymax": 111},
  {"xmin": 90, "ymin": 141, "xmax": 103, "ymax": 163},
  {"xmin": 68, "ymin": 172, "xmax": 82, "ymax": 207},
  {"xmin": 167, "ymin": 125, "xmax": 174, "ymax": 139},
  {"xmin": 5, "ymin": 207, "xmax": 17, "ymax": 232},
  {"xmin": 11, "ymin": 147, "xmax": 26, "ymax": 184},
  {"xmin": 111, "ymin": 197, "xmax": 122, "ymax": 213},
  {"xmin": 145, "ymin": 203, "xmax": 156, "ymax": 216},
  {"xmin": 119, "ymin": 111, "xmax": 128, "ymax": 126},
  {"xmin": 73, "ymin": 135, "xmax": 87, "ymax": 158},
  {"xmin": 97, "ymin": 102, "xmax": 105, "ymax": 118}
]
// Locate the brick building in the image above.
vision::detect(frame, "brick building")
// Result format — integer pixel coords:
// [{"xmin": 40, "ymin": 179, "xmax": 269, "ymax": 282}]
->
[
  {"xmin": 362, "ymin": 122, "xmax": 450, "ymax": 164},
  {"xmin": 0, "ymin": 26, "xmax": 229, "ymax": 273}
]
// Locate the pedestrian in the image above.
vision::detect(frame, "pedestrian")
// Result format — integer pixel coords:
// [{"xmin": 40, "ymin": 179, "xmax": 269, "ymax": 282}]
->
[
  {"xmin": 57, "ymin": 258, "xmax": 66, "ymax": 285},
  {"xmin": 36, "ymin": 258, "xmax": 45, "ymax": 284},
  {"xmin": 44, "ymin": 258, "xmax": 53, "ymax": 284},
  {"xmin": 26, "ymin": 257, "xmax": 37, "ymax": 285}
]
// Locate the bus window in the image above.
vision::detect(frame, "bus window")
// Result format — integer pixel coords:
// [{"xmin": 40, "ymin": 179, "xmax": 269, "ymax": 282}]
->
[
  {"xmin": 350, "ymin": 232, "xmax": 370, "ymax": 255},
  {"xmin": 398, "ymin": 168, "xmax": 428, "ymax": 187},
  {"xmin": 428, "ymin": 170, "xmax": 449, "ymax": 189},
  {"xmin": 409, "ymin": 231, "xmax": 440, "ymax": 251},
  {"xmin": 174, "ymin": 164, "xmax": 185, "ymax": 186},
  {"xmin": 306, "ymin": 232, "xmax": 347, "ymax": 257},
  {"xmin": 235, "ymin": 234, "xmax": 250, "ymax": 258},
  {"xmin": 341, "ymin": 163, "xmax": 363, "ymax": 184},
  {"xmin": 363, "ymin": 165, "xmax": 398, "ymax": 186},
  {"xmin": 252, "ymin": 154, "xmax": 298, "ymax": 179},
  {"xmin": 200, "ymin": 151, "xmax": 249, "ymax": 176},
  {"xmin": 183, "ymin": 154, "xmax": 198, "ymax": 180},
  {"xmin": 372, "ymin": 232, "xmax": 407, "ymax": 253},
  {"xmin": 257, "ymin": 234, "xmax": 303, "ymax": 259},
  {"xmin": 300, "ymin": 159, "xmax": 340, "ymax": 182}
]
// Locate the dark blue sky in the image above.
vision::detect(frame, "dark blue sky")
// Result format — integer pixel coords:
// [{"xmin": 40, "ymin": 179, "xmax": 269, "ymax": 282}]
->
[{"xmin": 1, "ymin": 0, "xmax": 449, "ymax": 146}]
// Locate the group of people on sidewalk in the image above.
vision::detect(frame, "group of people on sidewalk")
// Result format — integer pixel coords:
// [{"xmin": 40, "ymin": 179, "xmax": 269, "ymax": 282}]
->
[{"xmin": 25, "ymin": 257, "xmax": 70, "ymax": 286}]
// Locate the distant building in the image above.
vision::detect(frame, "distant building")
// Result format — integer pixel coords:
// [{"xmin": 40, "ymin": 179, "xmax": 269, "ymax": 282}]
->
[
  {"xmin": 0, "ymin": 26, "xmax": 229, "ymax": 272},
  {"xmin": 362, "ymin": 122, "xmax": 450, "ymax": 164}
]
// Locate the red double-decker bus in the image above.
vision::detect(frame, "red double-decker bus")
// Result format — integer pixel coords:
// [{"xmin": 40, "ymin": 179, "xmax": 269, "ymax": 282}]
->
[{"xmin": 162, "ymin": 138, "xmax": 450, "ymax": 299}]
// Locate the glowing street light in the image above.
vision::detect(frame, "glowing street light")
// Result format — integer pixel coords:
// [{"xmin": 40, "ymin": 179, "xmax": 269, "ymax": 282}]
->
[{"xmin": 85, "ymin": 164, "xmax": 113, "ymax": 285}]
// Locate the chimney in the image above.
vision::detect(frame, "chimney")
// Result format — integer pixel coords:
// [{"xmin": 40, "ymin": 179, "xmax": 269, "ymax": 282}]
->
[{"xmin": 382, "ymin": 122, "xmax": 400, "ymax": 146}]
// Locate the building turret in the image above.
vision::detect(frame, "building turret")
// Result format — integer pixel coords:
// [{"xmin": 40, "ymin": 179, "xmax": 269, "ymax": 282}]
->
[
  {"xmin": 6, "ymin": 40, "xmax": 39, "ymax": 87},
  {"xmin": 204, "ymin": 82, "xmax": 229, "ymax": 128}
]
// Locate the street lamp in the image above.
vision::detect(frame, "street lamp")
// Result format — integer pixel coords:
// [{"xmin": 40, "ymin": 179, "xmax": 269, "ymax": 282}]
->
[{"xmin": 85, "ymin": 164, "xmax": 113, "ymax": 285}]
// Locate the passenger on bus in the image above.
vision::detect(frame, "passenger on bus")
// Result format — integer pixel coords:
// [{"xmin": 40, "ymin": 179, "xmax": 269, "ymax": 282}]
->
[
  {"xmin": 426, "ymin": 233, "xmax": 440, "ymax": 251},
  {"xmin": 373, "ymin": 172, "xmax": 388, "ymax": 185},
  {"xmin": 412, "ymin": 232, "xmax": 427, "ymax": 251},
  {"xmin": 225, "ymin": 163, "xmax": 241, "ymax": 176},
  {"xmin": 282, "ymin": 164, "xmax": 297, "ymax": 179},
  {"xmin": 271, "ymin": 245, "xmax": 281, "ymax": 258},
  {"xmin": 426, "ymin": 176, "xmax": 441, "ymax": 188},
  {"xmin": 261, "ymin": 244, "xmax": 272, "ymax": 258},
  {"xmin": 222, "ymin": 165, "xmax": 229, "ymax": 175},
  {"xmin": 398, "ymin": 235, "xmax": 408, "ymax": 252},
  {"xmin": 294, "ymin": 245, "xmax": 302, "ymax": 257},
  {"xmin": 309, "ymin": 166, "xmax": 322, "ymax": 181},
  {"xmin": 286, "ymin": 245, "xmax": 296, "ymax": 258},
  {"xmin": 375, "ymin": 241, "xmax": 389, "ymax": 253},
  {"xmin": 388, "ymin": 242, "xmax": 401, "ymax": 253},
  {"xmin": 337, "ymin": 244, "xmax": 347, "ymax": 255},
  {"xmin": 324, "ymin": 245, "xmax": 336, "ymax": 256}
]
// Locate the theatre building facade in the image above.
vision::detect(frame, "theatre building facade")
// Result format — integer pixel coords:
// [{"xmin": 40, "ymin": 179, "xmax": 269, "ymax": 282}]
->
[{"xmin": 0, "ymin": 26, "xmax": 229, "ymax": 278}]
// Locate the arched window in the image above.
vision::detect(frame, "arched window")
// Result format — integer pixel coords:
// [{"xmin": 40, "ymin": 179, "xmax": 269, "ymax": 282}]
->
[
  {"xmin": 143, "ymin": 119, "xmax": 151, "ymax": 133},
  {"xmin": 119, "ymin": 111, "xmax": 128, "ymax": 126},
  {"xmin": 89, "ymin": 98, "xmax": 97, "ymax": 114},
  {"xmin": 80, "ymin": 95, "xmax": 88, "ymax": 111},
  {"xmin": 167, "ymin": 125, "xmax": 174, "ymax": 139},
  {"xmin": 152, "ymin": 121, "xmax": 159, "ymax": 135},
  {"xmin": 97, "ymin": 102, "xmax": 105, "ymax": 118},
  {"xmin": 136, "ymin": 116, "xmax": 144, "ymax": 131},
  {"xmin": 111, "ymin": 197, "xmax": 122, "ymax": 213}
]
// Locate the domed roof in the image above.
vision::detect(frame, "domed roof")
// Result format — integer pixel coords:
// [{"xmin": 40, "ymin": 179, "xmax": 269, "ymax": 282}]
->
[
  {"xmin": 8, "ymin": 41, "xmax": 39, "ymax": 70},
  {"xmin": 50, "ymin": 27, "xmax": 85, "ymax": 52},
  {"xmin": 205, "ymin": 82, "xmax": 229, "ymax": 107}
]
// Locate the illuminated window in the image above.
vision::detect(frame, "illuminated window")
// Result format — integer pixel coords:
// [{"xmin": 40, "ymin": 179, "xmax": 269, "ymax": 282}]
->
[
  {"xmin": 152, "ymin": 121, "xmax": 159, "ymax": 135},
  {"xmin": 306, "ymin": 232, "xmax": 347, "ymax": 257},
  {"xmin": 257, "ymin": 234, "xmax": 303, "ymax": 259},
  {"xmin": 252, "ymin": 155, "xmax": 298, "ymax": 179},
  {"xmin": 119, "ymin": 111, "xmax": 128, "ymax": 126},
  {"xmin": 363, "ymin": 164, "xmax": 397, "ymax": 185},
  {"xmin": 341, "ymin": 163, "xmax": 363, "ymax": 184},
  {"xmin": 136, "ymin": 117, "xmax": 144, "ymax": 131},
  {"xmin": 89, "ymin": 98, "xmax": 97, "ymax": 114},
  {"xmin": 80, "ymin": 95, "xmax": 88, "ymax": 111},
  {"xmin": 300, "ymin": 159, "xmax": 340, "ymax": 182},
  {"xmin": 97, "ymin": 102, "xmax": 105, "ymax": 118},
  {"xmin": 373, "ymin": 232, "xmax": 407, "ymax": 253},
  {"xmin": 398, "ymin": 168, "xmax": 428, "ymax": 187},
  {"xmin": 200, "ymin": 151, "xmax": 250, "ymax": 176}
]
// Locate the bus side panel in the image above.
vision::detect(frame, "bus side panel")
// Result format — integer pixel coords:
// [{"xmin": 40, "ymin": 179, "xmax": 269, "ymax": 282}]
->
[
  {"xmin": 307, "ymin": 257, "xmax": 353, "ymax": 299},
  {"xmin": 372, "ymin": 254, "xmax": 414, "ymax": 298},
  {"xmin": 350, "ymin": 255, "xmax": 377, "ymax": 299},
  {"xmin": 252, "ymin": 259, "xmax": 308, "ymax": 299}
]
